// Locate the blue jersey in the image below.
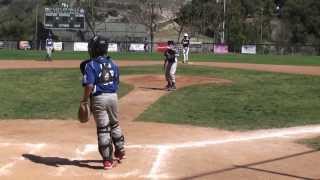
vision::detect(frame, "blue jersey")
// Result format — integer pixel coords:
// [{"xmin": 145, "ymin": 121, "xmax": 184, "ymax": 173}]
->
[
  {"xmin": 82, "ymin": 56, "xmax": 120, "ymax": 95},
  {"xmin": 46, "ymin": 38, "xmax": 53, "ymax": 48}
]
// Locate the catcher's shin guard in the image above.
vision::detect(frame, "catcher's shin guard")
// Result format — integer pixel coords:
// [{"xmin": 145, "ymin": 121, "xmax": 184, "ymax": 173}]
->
[
  {"xmin": 110, "ymin": 121, "xmax": 125, "ymax": 151},
  {"xmin": 113, "ymin": 135, "xmax": 125, "ymax": 161},
  {"xmin": 97, "ymin": 125, "xmax": 113, "ymax": 161}
]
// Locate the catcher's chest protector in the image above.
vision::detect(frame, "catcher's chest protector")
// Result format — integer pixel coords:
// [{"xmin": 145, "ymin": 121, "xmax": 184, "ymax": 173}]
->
[{"xmin": 98, "ymin": 63, "xmax": 114, "ymax": 84}]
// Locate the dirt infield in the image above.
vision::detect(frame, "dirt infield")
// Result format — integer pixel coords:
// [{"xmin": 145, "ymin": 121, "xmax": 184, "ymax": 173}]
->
[
  {"xmin": 0, "ymin": 60, "xmax": 320, "ymax": 76},
  {"xmin": 1, "ymin": 61, "xmax": 320, "ymax": 180}
]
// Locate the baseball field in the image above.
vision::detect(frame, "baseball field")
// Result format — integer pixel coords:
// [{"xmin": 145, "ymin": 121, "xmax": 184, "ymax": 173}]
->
[{"xmin": 1, "ymin": 50, "xmax": 320, "ymax": 179}]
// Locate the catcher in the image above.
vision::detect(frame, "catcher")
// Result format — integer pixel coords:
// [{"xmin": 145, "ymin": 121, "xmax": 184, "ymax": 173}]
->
[{"xmin": 80, "ymin": 36, "xmax": 125, "ymax": 170}]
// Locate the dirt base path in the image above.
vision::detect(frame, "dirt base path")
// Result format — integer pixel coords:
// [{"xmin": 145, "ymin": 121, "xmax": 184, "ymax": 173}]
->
[
  {"xmin": 0, "ymin": 60, "xmax": 320, "ymax": 76},
  {"xmin": 1, "ymin": 61, "xmax": 320, "ymax": 179}
]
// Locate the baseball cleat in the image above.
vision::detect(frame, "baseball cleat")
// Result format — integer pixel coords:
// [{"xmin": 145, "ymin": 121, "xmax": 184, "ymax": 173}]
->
[
  {"xmin": 168, "ymin": 86, "xmax": 176, "ymax": 91},
  {"xmin": 115, "ymin": 149, "xmax": 126, "ymax": 163},
  {"xmin": 103, "ymin": 160, "xmax": 113, "ymax": 170}
]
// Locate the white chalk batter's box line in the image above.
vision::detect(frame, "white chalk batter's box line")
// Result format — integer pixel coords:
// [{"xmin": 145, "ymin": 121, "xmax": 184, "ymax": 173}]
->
[
  {"xmin": 1, "ymin": 125, "xmax": 320, "ymax": 150},
  {"xmin": 1, "ymin": 125, "xmax": 320, "ymax": 179}
]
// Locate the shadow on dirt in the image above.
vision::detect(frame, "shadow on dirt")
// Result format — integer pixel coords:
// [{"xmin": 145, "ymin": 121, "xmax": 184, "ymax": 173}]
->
[
  {"xmin": 22, "ymin": 154, "xmax": 103, "ymax": 170},
  {"xmin": 177, "ymin": 150, "xmax": 319, "ymax": 180}
]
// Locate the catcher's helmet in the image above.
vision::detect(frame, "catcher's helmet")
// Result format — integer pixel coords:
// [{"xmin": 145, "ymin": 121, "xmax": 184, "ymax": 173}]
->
[{"xmin": 88, "ymin": 36, "xmax": 108, "ymax": 58}]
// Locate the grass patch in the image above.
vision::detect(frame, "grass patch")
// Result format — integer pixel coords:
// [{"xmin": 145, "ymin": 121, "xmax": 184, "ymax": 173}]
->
[
  {"xmin": 1, "ymin": 65, "xmax": 320, "ymax": 131},
  {"xmin": 298, "ymin": 137, "xmax": 320, "ymax": 150},
  {"xmin": 0, "ymin": 69, "xmax": 133, "ymax": 119},
  {"xmin": 136, "ymin": 65, "xmax": 320, "ymax": 130},
  {"xmin": 0, "ymin": 49, "xmax": 320, "ymax": 66},
  {"xmin": 190, "ymin": 54, "xmax": 320, "ymax": 66},
  {"xmin": 0, "ymin": 49, "xmax": 163, "ymax": 61}
]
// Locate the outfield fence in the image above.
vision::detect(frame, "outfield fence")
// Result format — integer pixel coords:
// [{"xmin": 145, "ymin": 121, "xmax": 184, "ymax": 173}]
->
[{"xmin": 0, "ymin": 40, "xmax": 319, "ymax": 55}]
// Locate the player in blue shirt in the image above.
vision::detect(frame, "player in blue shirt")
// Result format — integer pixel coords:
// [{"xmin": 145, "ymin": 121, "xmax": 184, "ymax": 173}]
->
[
  {"xmin": 45, "ymin": 33, "xmax": 54, "ymax": 61},
  {"xmin": 81, "ymin": 36, "xmax": 125, "ymax": 170}
]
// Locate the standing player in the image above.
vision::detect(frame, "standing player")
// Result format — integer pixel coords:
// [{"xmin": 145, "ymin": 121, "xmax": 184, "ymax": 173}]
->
[
  {"xmin": 181, "ymin": 33, "xmax": 190, "ymax": 64},
  {"xmin": 45, "ymin": 34, "xmax": 54, "ymax": 61},
  {"xmin": 164, "ymin": 40, "xmax": 178, "ymax": 91},
  {"xmin": 81, "ymin": 36, "xmax": 126, "ymax": 170}
]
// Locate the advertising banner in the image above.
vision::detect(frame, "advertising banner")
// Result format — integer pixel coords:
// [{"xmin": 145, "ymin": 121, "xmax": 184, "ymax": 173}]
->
[
  {"xmin": 53, "ymin": 42, "xmax": 63, "ymax": 51},
  {"xmin": 0, "ymin": 41, "xmax": 4, "ymax": 49},
  {"xmin": 190, "ymin": 41, "xmax": 202, "ymax": 47},
  {"xmin": 129, "ymin": 43, "xmax": 145, "ymax": 52},
  {"xmin": 241, "ymin": 45, "xmax": 257, "ymax": 54},
  {"xmin": 108, "ymin": 43, "xmax": 118, "ymax": 52},
  {"xmin": 74, "ymin": 42, "xmax": 88, "ymax": 51},
  {"xmin": 19, "ymin": 41, "xmax": 31, "ymax": 50},
  {"xmin": 190, "ymin": 42, "xmax": 202, "ymax": 53},
  {"xmin": 213, "ymin": 44, "xmax": 229, "ymax": 54}
]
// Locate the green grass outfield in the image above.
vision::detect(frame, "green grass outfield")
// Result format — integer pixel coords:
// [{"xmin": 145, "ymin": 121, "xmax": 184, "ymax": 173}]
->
[
  {"xmin": 1, "ymin": 65, "xmax": 320, "ymax": 131},
  {"xmin": 0, "ymin": 69, "xmax": 133, "ymax": 120},
  {"xmin": 0, "ymin": 49, "xmax": 320, "ymax": 66},
  {"xmin": 135, "ymin": 65, "xmax": 320, "ymax": 130}
]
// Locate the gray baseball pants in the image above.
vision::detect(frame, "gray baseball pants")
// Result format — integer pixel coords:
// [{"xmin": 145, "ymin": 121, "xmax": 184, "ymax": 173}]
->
[
  {"xmin": 92, "ymin": 93, "xmax": 125, "ymax": 161},
  {"xmin": 165, "ymin": 60, "xmax": 177, "ymax": 85}
]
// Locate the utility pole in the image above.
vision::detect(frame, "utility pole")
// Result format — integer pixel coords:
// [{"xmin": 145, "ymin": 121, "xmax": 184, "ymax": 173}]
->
[
  {"xmin": 150, "ymin": 0, "xmax": 155, "ymax": 52},
  {"xmin": 260, "ymin": 7, "xmax": 263, "ymax": 42},
  {"xmin": 222, "ymin": 0, "xmax": 226, "ymax": 44},
  {"xmin": 35, "ymin": 0, "xmax": 39, "ymax": 50}
]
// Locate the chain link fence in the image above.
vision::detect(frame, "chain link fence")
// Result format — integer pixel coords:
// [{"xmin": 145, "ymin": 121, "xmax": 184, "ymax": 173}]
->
[{"xmin": 1, "ymin": 40, "xmax": 319, "ymax": 55}]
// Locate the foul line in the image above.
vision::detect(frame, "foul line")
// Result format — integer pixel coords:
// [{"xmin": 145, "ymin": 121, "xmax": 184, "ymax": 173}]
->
[
  {"xmin": 2, "ymin": 125, "xmax": 320, "ymax": 178},
  {"xmin": 147, "ymin": 146, "xmax": 170, "ymax": 180}
]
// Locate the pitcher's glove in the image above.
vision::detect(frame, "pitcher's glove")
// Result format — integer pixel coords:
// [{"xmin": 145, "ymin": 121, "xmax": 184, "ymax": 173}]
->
[{"xmin": 78, "ymin": 99, "xmax": 91, "ymax": 123}]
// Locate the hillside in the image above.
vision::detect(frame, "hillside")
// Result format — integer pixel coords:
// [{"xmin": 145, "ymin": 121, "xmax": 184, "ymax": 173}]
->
[{"xmin": 0, "ymin": 0, "xmax": 210, "ymax": 42}]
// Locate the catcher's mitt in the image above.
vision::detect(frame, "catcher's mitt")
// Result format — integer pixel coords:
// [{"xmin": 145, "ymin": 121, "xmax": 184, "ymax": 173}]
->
[{"xmin": 78, "ymin": 100, "xmax": 91, "ymax": 123}]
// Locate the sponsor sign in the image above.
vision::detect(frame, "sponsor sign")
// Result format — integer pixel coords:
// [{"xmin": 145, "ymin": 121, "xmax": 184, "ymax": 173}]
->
[
  {"xmin": 0, "ymin": 41, "xmax": 4, "ymax": 49},
  {"xmin": 19, "ymin": 41, "xmax": 31, "ymax": 50},
  {"xmin": 190, "ymin": 42, "xmax": 202, "ymax": 48},
  {"xmin": 213, "ymin": 44, "xmax": 228, "ymax": 54},
  {"xmin": 108, "ymin": 43, "xmax": 118, "ymax": 52},
  {"xmin": 129, "ymin": 43, "xmax": 145, "ymax": 52},
  {"xmin": 74, "ymin": 42, "xmax": 88, "ymax": 51},
  {"xmin": 53, "ymin": 42, "xmax": 63, "ymax": 51},
  {"xmin": 241, "ymin": 45, "xmax": 257, "ymax": 54}
]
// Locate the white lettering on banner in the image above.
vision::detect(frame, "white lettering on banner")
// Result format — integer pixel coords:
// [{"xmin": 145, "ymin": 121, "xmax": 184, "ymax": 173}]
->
[
  {"xmin": 74, "ymin": 42, "xmax": 88, "ymax": 51},
  {"xmin": 108, "ymin": 43, "xmax": 118, "ymax": 52},
  {"xmin": 129, "ymin": 43, "xmax": 145, "ymax": 51},
  {"xmin": 241, "ymin": 45, "xmax": 257, "ymax": 54},
  {"xmin": 53, "ymin": 42, "xmax": 63, "ymax": 51}
]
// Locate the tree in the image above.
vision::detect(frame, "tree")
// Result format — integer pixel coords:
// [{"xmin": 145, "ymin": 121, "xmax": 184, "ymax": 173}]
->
[
  {"xmin": 0, "ymin": 0, "xmax": 37, "ymax": 40},
  {"xmin": 177, "ymin": 0, "xmax": 275, "ymax": 51},
  {"xmin": 131, "ymin": 0, "xmax": 163, "ymax": 52},
  {"xmin": 176, "ymin": 0, "xmax": 223, "ymax": 42},
  {"xmin": 283, "ymin": 0, "xmax": 320, "ymax": 46}
]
